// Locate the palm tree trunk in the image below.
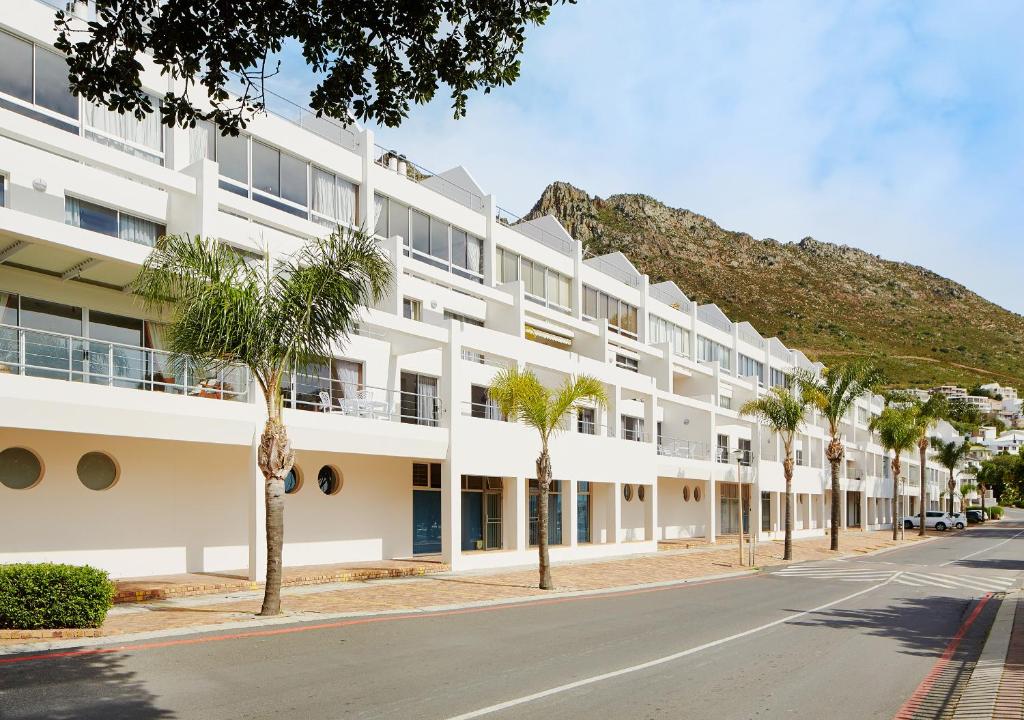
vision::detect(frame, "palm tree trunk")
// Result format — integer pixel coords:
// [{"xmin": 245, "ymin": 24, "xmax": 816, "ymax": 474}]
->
[
  {"xmin": 980, "ymin": 482, "xmax": 986, "ymax": 518},
  {"xmin": 257, "ymin": 408, "xmax": 293, "ymax": 616},
  {"xmin": 783, "ymin": 456, "xmax": 794, "ymax": 560},
  {"xmin": 827, "ymin": 437, "xmax": 842, "ymax": 551},
  {"xmin": 892, "ymin": 456, "xmax": 901, "ymax": 541},
  {"xmin": 948, "ymin": 476, "xmax": 955, "ymax": 517},
  {"xmin": 536, "ymin": 449, "xmax": 553, "ymax": 590},
  {"xmin": 918, "ymin": 442, "xmax": 927, "ymax": 536}
]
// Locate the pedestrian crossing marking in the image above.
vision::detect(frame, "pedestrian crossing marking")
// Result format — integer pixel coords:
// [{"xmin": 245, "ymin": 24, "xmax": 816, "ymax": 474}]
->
[{"xmin": 771, "ymin": 565, "xmax": 1018, "ymax": 593}]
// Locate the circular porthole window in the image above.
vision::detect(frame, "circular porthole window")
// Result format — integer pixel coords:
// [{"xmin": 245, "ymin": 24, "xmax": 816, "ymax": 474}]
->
[
  {"xmin": 0, "ymin": 447, "xmax": 43, "ymax": 490},
  {"xmin": 694, "ymin": 487, "xmax": 702, "ymax": 502},
  {"xmin": 77, "ymin": 452, "xmax": 118, "ymax": 491},
  {"xmin": 638, "ymin": 485, "xmax": 646, "ymax": 502},
  {"xmin": 682, "ymin": 486, "xmax": 691, "ymax": 502},
  {"xmin": 284, "ymin": 467, "xmax": 302, "ymax": 494},
  {"xmin": 317, "ymin": 465, "xmax": 341, "ymax": 495},
  {"xmin": 622, "ymin": 483, "xmax": 633, "ymax": 502}
]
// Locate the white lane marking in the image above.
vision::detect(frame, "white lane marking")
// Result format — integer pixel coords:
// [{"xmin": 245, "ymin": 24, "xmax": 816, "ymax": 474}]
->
[
  {"xmin": 895, "ymin": 577, "xmax": 928, "ymax": 587},
  {"xmin": 901, "ymin": 573, "xmax": 961, "ymax": 588},
  {"xmin": 940, "ymin": 528, "xmax": 1024, "ymax": 566},
  {"xmin": 443, "ymin": 578, "xmax": 896, "ymax": 720}
]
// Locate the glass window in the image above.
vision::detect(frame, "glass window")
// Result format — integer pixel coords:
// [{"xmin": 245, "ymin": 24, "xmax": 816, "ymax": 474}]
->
[
  {"xmin": 532, "ymin": 263, "xmax": 545, "ymax": 298},
  {"xmin": 403, "ymin": 298, "xmax": 421, "ymax": 321},
  {"xmin": 374, "ymin": 194, "xmax": 388, "ymax": 236},
  {"xmin": 466, "ymin": 235, "xmax": 483, "ymax": 275},
  {"xmin": 577, "ymin": 407, "xmax": 595, "ymax": 434},
  {"xmin": 20, "ymin": 297, "xmax": 82, "ymax": 336},
  {"xmin": 411, "ymin": 210, "xmax": 429, "ymax": 254},
  {"xmin": 34, "ymin": 47, "xmax": 78, "ymax": 119},
  {"xmin": 429, "ymin": 217, "xmax": 449, "ymax": 260},
  {"xmin": 217, "ymin": 133, "xmax": 248, "ymax": 184},
  {"xmin": 317, "ymin": 466, "xmax": 340, "ymax": 495},
  {"xmin": 280, "ymin": 151, "xmax": 308, "ymax": 206},
  {"xmin": 451, "ymin": 228, "xmax": 467, "ymax": 269},
  {"xmin": 500, "ymin": 248, "xmax": 518, "ymax": 283},
  {"xmin": 583, "ymin": 286, "xmax": 598, "ymax": 318},
  {"xmin": 0, "ymin": 291, "xmax": 17, "ymax": 326},
  {"xmin": 0, "ymin": 31, "xmax": 33, "ymax": 103},
  {"xmin": 389, "ymin": 199, "xmax": 410, "ymax": 244},
  {"xmin": 284, "ymin": 468, "xmax": 300, "ymax": 494},
  {"xmin": 251, "ymin": 141, "xmax": 280, "ymax": 196},
  {"xmin": 558, "ymin": 275, "xmax": 571, "ymax": 309},
  {"xmin": 89, "ymin": 311, "xmax": 143, "ymax": 346},
  {"xmin": 0, "ymin": 447, "xmax": 42, "ymax": 490},
  {"xmin": 77, "ymin": 452, "xmax": 118, "ymax": 491},
  {"xmin": 66, "ymin": 197, "xmax": 118, "ymax": 237}
]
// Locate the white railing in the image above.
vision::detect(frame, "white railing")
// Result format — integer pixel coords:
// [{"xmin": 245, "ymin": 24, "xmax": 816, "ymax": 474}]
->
[
  {"xmin": 697, "ymin": 305, "xmax": 733, "ymax": 334},
  {"xmin": 583, "ymin": 251, "xmax": 641, "ymax": 288},
  {"xmin": 374, "ymin": 145, "xmax": 485, "ymax": 213},
  {"xmin": 495, "ymin": 206, "xmax": 575, "ymax": 257},
  {"xmin": 657, "ymin": 436, "xmax": 710, "ymax": 461},
  {"xmin": 283, "ymin": 375, "xmax": 440, "ymax": 426},
  {"xmin": 649, "ymin": 284, "xmax": 693, "ymax": 313},
  {"xmin": 0, "ymin": 323, "xmax": 249, "ymax": 401}
]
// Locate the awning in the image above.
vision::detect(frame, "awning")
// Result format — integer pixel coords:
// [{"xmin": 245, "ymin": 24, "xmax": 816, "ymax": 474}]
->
[{"xmin": 525, "ymin": 325, "xmax": 572, "ymax": 346}]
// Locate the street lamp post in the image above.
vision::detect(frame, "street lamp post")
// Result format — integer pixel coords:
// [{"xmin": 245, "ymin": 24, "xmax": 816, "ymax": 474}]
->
[{"xmin": 731, "ymin": 448, "xmax": 746, "ymax": 566}]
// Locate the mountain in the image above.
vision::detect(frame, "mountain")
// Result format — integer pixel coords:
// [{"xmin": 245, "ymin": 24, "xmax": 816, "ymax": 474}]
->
[{"xmin": 525, "ymin": 182, "xmax": 1024, "ymax": 392}]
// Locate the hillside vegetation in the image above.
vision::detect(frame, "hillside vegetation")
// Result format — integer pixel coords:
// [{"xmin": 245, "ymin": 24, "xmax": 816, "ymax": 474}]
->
[{"xmin": 525, "ymin": 182, "xmax": 1024, "ymax": 391}]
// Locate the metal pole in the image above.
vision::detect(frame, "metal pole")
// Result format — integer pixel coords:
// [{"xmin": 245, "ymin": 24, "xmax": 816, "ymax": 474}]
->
[{"xmin": 737, "ymin": 458, "xmax": 744, "ymax": 566}]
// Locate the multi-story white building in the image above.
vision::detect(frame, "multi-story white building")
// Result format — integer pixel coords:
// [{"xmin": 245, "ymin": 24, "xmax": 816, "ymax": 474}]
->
[{"xmin": 0, "ymin": 1, "xmax": 951, "ymax": 580}]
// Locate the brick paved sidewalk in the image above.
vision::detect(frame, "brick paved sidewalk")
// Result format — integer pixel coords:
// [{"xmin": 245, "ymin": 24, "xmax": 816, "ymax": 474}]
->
[
  {"xmin": 994, "ymin": 594, "xmax": 1023, "ymax": 719},
  {"xmin": 0, "ymin": 529, "xmax": 931, "ymax": 646}
]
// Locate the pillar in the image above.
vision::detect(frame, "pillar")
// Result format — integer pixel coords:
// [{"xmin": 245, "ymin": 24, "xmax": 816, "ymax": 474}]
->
[
  {"xmin": 840, "ymin": 489, "xmax": 848, "ymax": 529},
  {"xmin": 612, "ymin": 482, "xmax": 622, "ymax": 543},
  {"xmin": 860, "ymin": 490, "xmax": 869, "ymax": 530},
  {"xmin": 567, "ymin": 479, "xmax": 578, "ymax": 548},
  {"xmin": 644, "ymin": 481, "xmax": 658, "ymax": 541},
  {"xmin": 440, "ymin": 325, "xmax": 462, "ymax": 568},
  {"xmin": 359, "ymin": 128, "xmax": 375, "ymax": 230},
  {"xmin": 512, "ymin": 476, "xmax": 528, "ymax": 551},
  {"xmin": 705, "ymin": 479, "xmax": 717, "ymax": 543}
]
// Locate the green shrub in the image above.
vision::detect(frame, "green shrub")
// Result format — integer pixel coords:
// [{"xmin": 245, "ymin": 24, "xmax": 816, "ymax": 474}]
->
[
  {"xmin": 988, "ymin": 506, "xmax": 1004, "ymax": 519},
  {"xmin": 0, "ymin": 563, "xmax": 114, "ymax": 629}
]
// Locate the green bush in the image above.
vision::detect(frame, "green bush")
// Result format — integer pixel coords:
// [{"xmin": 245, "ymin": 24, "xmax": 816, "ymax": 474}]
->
[
  {"xmin": 0, "ymin": 563, "xmax": 114, "ymax": 629},
  {"xmin": 988, "ymin": 506, "xmax": 1004, "ymax": 519}
]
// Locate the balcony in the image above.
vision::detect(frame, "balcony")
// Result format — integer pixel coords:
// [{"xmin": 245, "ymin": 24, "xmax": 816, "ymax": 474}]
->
[
  {"xmin": 0, "ymin": 323, "xmax": 248, "ymax": 401},
  {"xmin": 283, "ymin": 374, "xmax": 440, "ymax": 426},
  {"xmin": 657, "ymin": 436, "xmax": 710, "ymax": 461}
]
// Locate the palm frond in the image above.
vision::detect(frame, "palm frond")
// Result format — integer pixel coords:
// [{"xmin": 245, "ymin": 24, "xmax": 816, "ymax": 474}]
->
[
  {"xmin": 547, "ymin": 375, "xmax": 608, "ymax": 441},
  {"xmin": 739, "ymin": 387, "xmax": 808, "ymax": 444},
  {"xmin": 869, "ymin": 405, "xmax": 918, "ymax": 456}
]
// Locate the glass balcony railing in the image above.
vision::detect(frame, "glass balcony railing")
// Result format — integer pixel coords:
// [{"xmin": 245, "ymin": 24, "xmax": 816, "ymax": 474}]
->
[
  {"xmin": 657, "ymin": 436, "xmax": 710, "ymax": 461},
  {"xmin": 282, "ymin": 375, "xmax": 441, "ymax": 426},
  {"xmin": 0, "ymin": 323, "xmax": 248, "ymax": 401}
]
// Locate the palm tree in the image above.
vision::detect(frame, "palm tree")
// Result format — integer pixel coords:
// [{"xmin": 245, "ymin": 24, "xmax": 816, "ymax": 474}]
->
[
  {"xmin": 740, "ymin": 385, "xmax": 810, "ymax": 561},
  {"xmin": 133, "ymin": 230, "xmax": 391, "ymax": 615},
  {"xmin": 930, "ymin": 437, "xmax": 972, "ymax": 517},
  {"xmin": 869, "ymin": 405, "xmax": 918, "ymax": 540},
  {"xmin": 910, "ymin": 394, "xmax": 948, "ymax": 536},
  {"xmin": 489, "ymin": 367, "xmax": 606, "ymax": 590},
  {"xmin": 795, "ymin": 362, "xmax": 880, "ymax": 551}
]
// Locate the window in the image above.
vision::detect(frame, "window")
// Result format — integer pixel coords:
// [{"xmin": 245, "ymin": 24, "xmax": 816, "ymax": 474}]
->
[
  {"xmin": 577, "ymin": 407, "xmax": 596, "ymax": 435},
  {"xmin": 400, "ymin": 372, "xmax": 439, "ymax": 426},
  {"xmin": 217, "ymin": 132, "xmax": 249, "ymax": 186},
  {"xmin": 615, "ymin": 354, "xmax": 639, "ymax": 373},
  {"xmin": 76, "ymin": 452, "xmax": 118, "ymax": 491},
  {"xmin": 738, "ymin": 354, "xmax": 765, "ymax": 384},
  {"xmin": 412, "ymin": 462, "xmax": 442, "ymax": 489},
  {"xmin": 66, "ymin": 197, "xmax": 165, "ymax": 247},
  {"xmin": 317, "ymin": 466, "xmax": 341, "ymax": 495},
  {"xmin": 528, "ymin": 479, "xmax": 563, "ymax": 546},
  {"xmin": 638, "ymin": 485, "xmax": 646, "ymax": 502},
  {"xmin": 250, "ymin": 141, "xmax": 307, "ymax": 217},
  {"xmin": 796, "ymin": 449, "xmax": 805, "ymax": 466},
  {"xmin": 577, "ymin": 482, "xmax": 592, "ymax": 543},
  {"xmin": 582, "ymin": 285, "xmax": 637, "ymax": 338},
  {"xmin": 621, "ymin": 415, "xmax": 644, "ymax": 442},
  {"xmin": 444, "ymin": 310, "xmax": 484, "ymax": 327},
  {"xmin": 697, "ymin": 335, "xmax": 732, "ymax": 372},
  {"xmin": 0, "ymin": 30, "xmax": 79, "ymax": 132},
  {"xmin": 683, "ymin": 485, "xmax": 691, "ymax": 502},
  {"xmin": 403, "ymin": 298, "xmax": 421, "ymax": 321},
  {"xmin": 623, "ymin": 484, "xmax": 633, "ymax": 502},
  {"xmin": 498, "ymin": 248, "xmax": 571, "ymax": 311},
  {"xmin": 649, "ymin": 315, "xmax": 689, "ymax": 356},
  {"xmin": 470, "ymin": 385, "xmax": 503, "ymax": 420},
  {"xmin": 83, "ymin": 96, "xmax": 164, "ymax": 164},
  {"xmin": 376, "ymin": 194, "xmax": 484, "ymax": 283},
  {"xmin": 770, "ymin": 367, "xmax": 789, "ymax": 389},
  {"xmin": 284, "ymin": 467, "xmax": 301, "ymax": 494},
  {"xmin": 694, "ymin": 486, "xmax": 702, "ymax": 502},
  {"xmin": 0, "ymin": 175, "xmax": 5, "ymax": 207},
  {"xmin": 0, "ymin": 447, "xmax": 42, "ymax": 489},
  {"xmin": 738, "ymin": 438, "xmax": 752, "ymax": 466},
  {"xmin": 719, "ymin": 395, "xmax": 732, "ymax": 409},
  {"xmin": 311, "ymin": 168, "xmax": 358, "ymax": 228},
  {"xmin": 716, "ymin": 434, "xmax": 729, "ymax": 463}
]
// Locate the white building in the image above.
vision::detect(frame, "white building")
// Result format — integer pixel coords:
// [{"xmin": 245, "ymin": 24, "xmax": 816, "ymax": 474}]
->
[{"xmin": 0, "ymin": 1, "xmax": 951, "ymax": 580}]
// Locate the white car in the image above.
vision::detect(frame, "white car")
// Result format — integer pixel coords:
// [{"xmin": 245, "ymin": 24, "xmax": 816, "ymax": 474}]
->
[
  {"xmin": 949, "ymin": 513, "xmax": 967, "ymax": 530},
  {"xmin": 903, "ymin": 511, "xmax": 954, "ymax": 531}
]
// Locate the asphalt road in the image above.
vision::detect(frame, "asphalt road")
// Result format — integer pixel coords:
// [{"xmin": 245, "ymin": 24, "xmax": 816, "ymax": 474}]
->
[{"xmin": 3, "ymin": 511, "xmax": 1022, "ymax": 720}]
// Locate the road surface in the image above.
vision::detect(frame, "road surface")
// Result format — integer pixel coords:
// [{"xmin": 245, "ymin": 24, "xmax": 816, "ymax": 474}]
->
[{"xmin": 3, "ymin": 511, "xmax": 1021, "ymax": 719}]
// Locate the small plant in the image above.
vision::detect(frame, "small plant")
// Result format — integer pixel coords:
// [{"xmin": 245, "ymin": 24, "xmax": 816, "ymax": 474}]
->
[
  {"xmin": 0, "ymin": 563, "xmax": 114, "ymax": 629},
  {"xmin": 988, "ymin": 506, "xmax": 1004, "ymax": 519}
]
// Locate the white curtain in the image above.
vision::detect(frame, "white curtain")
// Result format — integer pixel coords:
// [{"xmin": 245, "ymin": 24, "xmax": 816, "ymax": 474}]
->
[
  {"xmin": 83, "ymin": 99, "xmax": 163, "ymax": 159},
  {"xmin": 187, "ymin": 121, "xmax": 214, "ymax": 164},
  {"xmin": 312, "ymin": 168, "xmax": 338, "ymax": 220},
  {"xmin": 64, "ymin": 197, "xmax": 81, "ymax": 227},
  {"xmin": 119, "ymin": 215, "xmax": 161, "ymax": 247},
  {"xmin": 338, "ymin": 178, "xmax": 357, "ymax": 226},
  {"xmin": 373, "ymin": 194, "xmax": 385, "ymax": 235},
  {"xmin": 417, "ymin": 376, "xmax": 438, "ymax": 425},
  {"xmin": 333, "ymin": 359, "xmax": 361, "ymax": 398},
  {"xmin": 466, "ymin": 235, "xmax": 482, "ymax": 275}
]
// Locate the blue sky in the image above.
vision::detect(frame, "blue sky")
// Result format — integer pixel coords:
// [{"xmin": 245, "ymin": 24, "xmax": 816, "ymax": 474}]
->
[{"xmin": 272, "ymin": 1, "xmax": 1024, "ymax": 313}]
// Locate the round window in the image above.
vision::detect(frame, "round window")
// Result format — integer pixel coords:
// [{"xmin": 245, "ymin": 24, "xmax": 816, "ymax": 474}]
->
[
  {"xmin": 638, "ymin": 485, "xmax": 646, "ymax": 502},
  {"xmin": 77, "ymin": 452, "xmax": 118, "ymax": 491},
  {"xmin": 0, "ymin": 447, "xmax": 43, "ymax": 490},
  {"xmin": 682, "ymin": 486, "xmax": 690, "ymax": 502},
  {"xmin": 694, "ymin": 487, "xmax": 702, "ymax": 502},
  {"xmin": 284, "ymin": 467, "xmax": 301, "ymax": 494},
  {"xmin": 318, "ymin": 465, "xmax": 341, "ymax": 495},
  {"xmin": 622, "ymin": 484, "xmax": 633, "ymax": 502}
]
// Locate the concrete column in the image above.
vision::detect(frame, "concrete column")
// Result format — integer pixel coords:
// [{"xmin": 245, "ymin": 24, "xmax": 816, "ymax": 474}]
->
[
  {"xmin": 512, "ymin": 476, "xmax": 528, "ymax": 551},
  {"xmin": 840, "ymin": 489, "xmax": 848, "ymax": 529},
  {"xmin": 705, "ymin": 480, "xmax": 717, "ymax": 543},
  {"xmin": 638, "ymin": 274, "xmax": 650, "ymax": 344},
  {"xmin": 484, "ymin": 194, "xmax": 497, "ymax": 287},
  {"xmin": 440, "ymin": 326, "xmax": 462, "ymax": 568},
  {"xmin": 612, "ymin": 482, "xmax": 622, "ymax": 544},
  {"xmin": 571, "ymin": 241, "xmax": 584, "ymax": 321},
  {"xmin": 644, "ymin": 481, "xmax": 658, "ymax": 541},
  {"xmin": 247, "ymin": 431, "xmax": 267, "ymax": 581},
  {"xmin": 860, "ymin": 490, "xmax": 869, "ymax": 529},
  {"xmin": 359, "ymin": 128, "xmax": 375, "ymax": 231},
  {"xmin": 567, "ymin": 479, "xmax": 578, "ymax": 548}
]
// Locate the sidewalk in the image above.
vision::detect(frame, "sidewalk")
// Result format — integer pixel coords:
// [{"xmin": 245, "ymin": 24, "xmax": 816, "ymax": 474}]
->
[
  {"xmin": 0, "ymin": 529, "xmax": 930, "ymax": 649},
  {"xmin": 953, "ymin": 591, "xmax": 1023, "ymax": 720}
]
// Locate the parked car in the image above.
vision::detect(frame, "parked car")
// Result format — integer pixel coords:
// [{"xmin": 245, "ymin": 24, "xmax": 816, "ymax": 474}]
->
[
  {"xmin": 966, "ymin": 509, "xmax": 986, "ymax": 524},
  {"xmin": 949, "ymin": 512, "xmax": 967, "ymax": 530},
  {"xmin": 903, "ymin": 511, "xmax": 953, "ymax": 531}
]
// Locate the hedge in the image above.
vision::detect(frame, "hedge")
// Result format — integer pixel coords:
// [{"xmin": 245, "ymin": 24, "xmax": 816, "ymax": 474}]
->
[
  {"xmin": 0, "ymin": 563, "xmax": 114, "ymax": 629},
  {"xmin": 988, "ymin": 506, "xmax": 1005, "ymax": 519}
]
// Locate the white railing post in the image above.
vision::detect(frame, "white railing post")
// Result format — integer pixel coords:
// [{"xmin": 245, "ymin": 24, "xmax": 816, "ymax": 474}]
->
[
  {"xmin": 108, "ymin": 344, "xmax": 114, "ymax": 386},
  {"xmin": 18, "ymin": 328, "xmax": 26, "ymax": 375}
]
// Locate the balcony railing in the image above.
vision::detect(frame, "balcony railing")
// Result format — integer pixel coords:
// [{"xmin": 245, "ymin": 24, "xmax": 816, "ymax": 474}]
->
[
  {"xmin": 374, "ymin": 145, "xmax": 485, "ymax": 213},
  {"xmin": 657, "ymin": 436, "xmax": 711, "ymax": 461},
  {"xmin": 495, "ymin": 206, "xmax": 575, "ymax": 257},
  {"xmin": 717, "ymin": 447, "xmax": 753, "ymax": 466},
  {"xmin": 0, "ymin": 323, "xmax": 249, "ymax": 401},
  {"xmin": 283, "ymin": 375, "xmax": 440, "ymax": 426}
]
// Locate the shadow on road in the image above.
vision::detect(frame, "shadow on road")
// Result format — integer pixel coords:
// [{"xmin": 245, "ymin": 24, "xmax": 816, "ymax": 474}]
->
[
  {"xmin": 947, "ymin": 558, "xmax": 1024, "ymax": 572},
  {"xmin": 2, "ymin": 651, "xmax": 175, "ymax": 720}
]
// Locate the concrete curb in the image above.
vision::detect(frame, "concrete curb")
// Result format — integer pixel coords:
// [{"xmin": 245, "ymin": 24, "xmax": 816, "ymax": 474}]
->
[{"xmin": 952, "ymin": 590, "xmax": 1019, "ymax": 719}]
